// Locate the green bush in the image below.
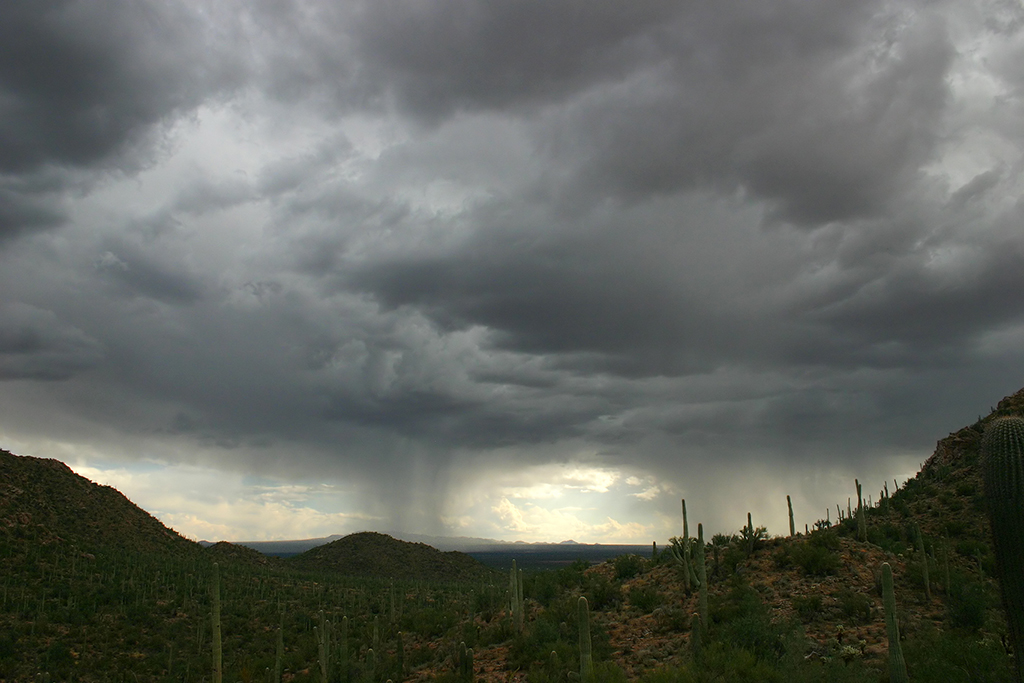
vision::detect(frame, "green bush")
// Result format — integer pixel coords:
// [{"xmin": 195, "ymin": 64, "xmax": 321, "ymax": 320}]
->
[
  {"xmin": 946, "ymin": 576, "xmax": 989, "ymax": 632},
  {"xmin": 614, "ymin": 554, "xmax": 645, "ymax": 580},
  {"xmin": 944, "ymin": 519, "xmax": 968, "ymax": 537},
  {"xmin": 585, "ymin": 573, "xmax": 622, "ymax": 610},
  {"xmin": 791, "ymin": 594, "xmax": 822, "ymax": 622},
  {"xmin": 956, "ymin": 482, "xmax": 976, "ymax": 497},
  {"xmin": 628, "ymin": 584, "xmax": 664, "ymax": 613},
  {"xmin": 835, "ymin": 588, "xmax": 872, "ymax": 623},
  {"xmin": 786, "ymin": 539, "xmax": 840, "ymax": 576},
  {"xmin": 903, "ymin": 624, "xmax": 1014, "ymax": 683}
]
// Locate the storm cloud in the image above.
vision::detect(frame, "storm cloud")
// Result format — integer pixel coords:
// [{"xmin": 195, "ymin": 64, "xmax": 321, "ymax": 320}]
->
[{"xmin": 1, "ymin": 0, "xmax": 1023, "ymax": 541}]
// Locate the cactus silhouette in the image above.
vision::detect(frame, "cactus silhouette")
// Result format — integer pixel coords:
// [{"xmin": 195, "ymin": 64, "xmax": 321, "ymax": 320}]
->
[
  {"xmin": 981, "ymin": 416, "xmax": 1024, "ymax": 682},
  {"xmin": 787, "ymin": 495, "xmax": 796, "ymax": 537},
  {"xmin": 881, "ymin": 563, "xmax": 909, "ymax": 683},
  {"xmin": 211, "ymin": 563, "xmax": 222, "ymax": 683},
  {"xmin": 578, "ymin": 596, "xmax": 594, "ymax": 683}
]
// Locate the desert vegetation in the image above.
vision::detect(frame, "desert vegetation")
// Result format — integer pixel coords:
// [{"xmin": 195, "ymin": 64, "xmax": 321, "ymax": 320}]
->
[{"xmin": 3, "ymin": 388, "xmax": 1024, "ymax": 681}]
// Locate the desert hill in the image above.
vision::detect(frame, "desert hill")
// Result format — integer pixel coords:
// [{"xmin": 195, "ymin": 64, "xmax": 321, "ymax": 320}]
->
[
  {"xmin": 291, "ymin": 530, "xmax": 495, "ymax": 582},
  {"xmin": 0, "ymin": 449, "xmax": 199, "ymax": 558}
]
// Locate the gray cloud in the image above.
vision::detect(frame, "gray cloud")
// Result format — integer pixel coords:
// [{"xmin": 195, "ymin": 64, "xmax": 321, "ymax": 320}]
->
[
  {"xmin": 0, "ymin": 0, "xmax": 243, "ymax": 173},
  {"xmin": 0, "ymin": 303, "xmax": 102, "ymax": 380},
  {"xmin": 0, "ymin": 0, "xmax": 245, "ymax": 239},
  {"xmin": 1, "ymin": 0, "xmax": 1024, "ymax": 539}
]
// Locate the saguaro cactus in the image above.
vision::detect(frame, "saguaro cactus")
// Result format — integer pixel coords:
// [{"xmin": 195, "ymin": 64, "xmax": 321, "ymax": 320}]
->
[
  {"xmin": 856, "ymin": 479, "xmax": 867, "ymax": 542},
  {"xmin": 981, "ymin": 416, "xmax": 1024, "ymax": 682},
  {"xmin": 681, "ymin": 499, "xmax": 692, "ymax": 591},
  {"xmin": 787, "ymin": 495, "xmax": 796, "ymax": 537},
  {"xmin": 274, "ymin": 617, "xmax": 283, "ymax": 683},
  {"xmin": 315, "ymin": 610, "xmax": 331, "ymax": 683},
  {"xmin": 697, "ymin": 523, "xmax": 708, "ymax": 630},
  {"xmin": 339, "ymin": 615, "xmax": 349, "ymax": 683},
  {"xmin": 510, "ymin": 559, "xmax": 524, "ymax": 632},
  {"xmin": 745, "ymin": 512, "xmax": 755, "ymax": 555},
  {"xmin": 457, "ymin": 641, "xmax": 474, "ymax": 682},
  {"xmin": 916, "ymin": 528, "xmax": 931, "ymax": 603},
  {"xmin": 211, "ymin": 563, "xmax": 222, "ymax": 683},
  {"xmin": 578, "ymin": 596, "xmax": 594, "ymax": 683},
  {"xmin": 881, "ymin": 563, "xmax": 909, "ymax": 683},
  {"xmin": 690, "ymin": 612, "xmax": 703, "ymax": 664}
]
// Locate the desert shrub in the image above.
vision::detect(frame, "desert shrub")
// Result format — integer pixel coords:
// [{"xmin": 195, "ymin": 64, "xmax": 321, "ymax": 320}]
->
[
  {"xmin": 797, "ymin": 544, "xmax": 841, "ymax": 576},
  {"xmin": 946, "ymin": 576, "xmax": 989, "ymax": 632},
  {"xmin": 720, "ymin": 546, "xmax": 747, "ymax": 575},
  {"xmin": 808, "ymin": 530, "xmax": 840, "ymax": 550},
  {"xmin": 956, "ymin": 538, "xmax": 988, "ymax": 557},
  {"xmin": 786, "ymin": 535, "xmax": 841, "ymax": 576},
  {"xmin": 868, "ymin": 522, "xmax": 907, "ymax": 555},
  {"xmin": 903, "ymin": 624, "xmax": 1013, "ymax": 683},
  {"xmin": 710, "ymin": 578, "xmax": 763, "ymax": 626},
  {"xmin": 944, "ymin": 519, "xmax": 968, "ymax": 537},
  {"xmin": 406, "ymin": 605, "xmax": 457, "ymax": 638},
  {"xmin": 652, "ymin": 606, "xmax": 689, "ymax": 633},
  {"xmin": 791, "ymin": 594, "xmax": 822, "ymax": 622},
  {"xmin": 628, "ymin": 584, "xmax": 664, "ymax": 613},
  {"xmin": 835, "ymin": 588, "xmax": 872, "ymax": 623},
  {"xmin": 956, "ymin": 482, "xmax": 976, "ymax": 497},
  {"xmin": 708, "ymin": 578, "xmax": 791, "ymax": 665},
  {"xmin": 527, "ymin": 570, "xmax": 562, "ymax": 608},
  {"xmin": 585, "ymin": 573, "xmax": 622, "ymax": 610},
  {"xmin": 614, "ymin": 554, "xmax": 645, "ymax": 580}
]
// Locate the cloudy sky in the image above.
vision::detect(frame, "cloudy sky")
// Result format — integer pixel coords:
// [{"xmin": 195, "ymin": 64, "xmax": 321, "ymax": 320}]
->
[{"xmin": 2, "ymin": 0, "xmax": 1024, "ymax": 544}]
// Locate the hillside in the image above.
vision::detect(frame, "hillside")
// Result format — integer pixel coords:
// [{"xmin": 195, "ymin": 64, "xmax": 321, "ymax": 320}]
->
[
  {"xmin": 1, "ymin": 388, "xmax": 1023, "ymax": 681},
  {"xmin": 291, "ymin": 531, "xmax": 496, "ymax": 582},
  {"xmin": 0, "ymin": 449, "xmax": 199, "ymax": 558}
]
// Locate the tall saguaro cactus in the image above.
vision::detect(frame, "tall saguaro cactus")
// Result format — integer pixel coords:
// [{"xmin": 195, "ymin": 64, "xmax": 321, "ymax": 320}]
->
[
  {"xmin": 881, "ymin": 563, "xmax": 909, "ymax": 683},
  {"xmin": 211, "ymin": 562, "xmax": 222, "ymax": 683},
  {"xmin": 339, "ymin": 615, "xmax": 349, "ymax": 683},
  {"xmin": 681, "ymin": 499, "xmax": 692, "ymax": 591},
  {"xmin": 745, "ymin": 512, "xmax": 755, "ymax": 555},
  {"xmin": 578, "ymin": 596, "xmax": 594, "ymax": 683},
  {"xmin": 696, "ymin": 523, "xmax": 708, "ymax": 630},
  {"xmin": 787, "ymin": 495, "xmax": 796, "ymax": 537},
  {"xmin": 981, "ymin": 416, "xmax": 1024, "ymax": 683},
  {"xmin": 274, "ymin": 614, "xmax": 284, "ymax": 683},
  {"xmin": 510, "ymin": 559, "xmax": 524, "ymax": 632},
  {"xmin": 316, "ymin": 610, "xmax": 331, "ymax": 683},
  {"xmin": 856, "ymin": 479, "xmax": 867, "ymax": 542},
  {"xmin": 916, "ymin": 528, "xmax": 931, "ymax": 603}
]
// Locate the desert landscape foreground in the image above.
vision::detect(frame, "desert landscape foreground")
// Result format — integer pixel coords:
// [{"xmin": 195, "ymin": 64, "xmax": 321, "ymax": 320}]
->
[{"xmin": 3, "ymin": 388, "xmax": 1024, "ymax": 682}]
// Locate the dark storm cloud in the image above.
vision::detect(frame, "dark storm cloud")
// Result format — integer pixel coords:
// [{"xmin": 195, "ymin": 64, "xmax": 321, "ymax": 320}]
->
[
  {"xmin": 1, "ymin": 0, "xmax": 1023, "ymax": 539},
  {"xmin": 0, "ymin": 184, "xmax": 66, "ymax": 241},
  {"xmin": 0, "ymin": 0, "xmax": 244, "ymax": 238},
  {"xmin": 0, "ymin": 0, "xmax": 242, "ymax": 173},
  {"xmin": 540, "ymin": 4, "xmax": 953, "ymax": 225},
  {"xmin": 281, "ymin": 0, "xmax": 953, "ymax": 225},
  {"xmin": 0, "ymin": 303, "xmax": 102, "ymax": 380},
  {"xmin": 95, "ymin": 245, "xmax": 206, "ymax": 305},
  {"xmin": 349, "ymin": 0, "xmax": 680, "ymax": 119}
]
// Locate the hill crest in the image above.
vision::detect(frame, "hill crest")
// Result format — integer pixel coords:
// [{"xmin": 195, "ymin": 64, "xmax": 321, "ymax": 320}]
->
[{"xmin": 291, "ymin": 530, "xmax": 495, "ymax": 582}]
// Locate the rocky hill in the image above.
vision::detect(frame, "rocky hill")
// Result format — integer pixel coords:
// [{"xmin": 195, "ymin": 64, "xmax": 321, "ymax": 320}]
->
[
  {"xmin": 0, "ymin": 449, "xmax": 199, "ymax": 558},
  {"xmin": 291, "ymin": 531, "xmax": 496, "ymax": 582}
]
